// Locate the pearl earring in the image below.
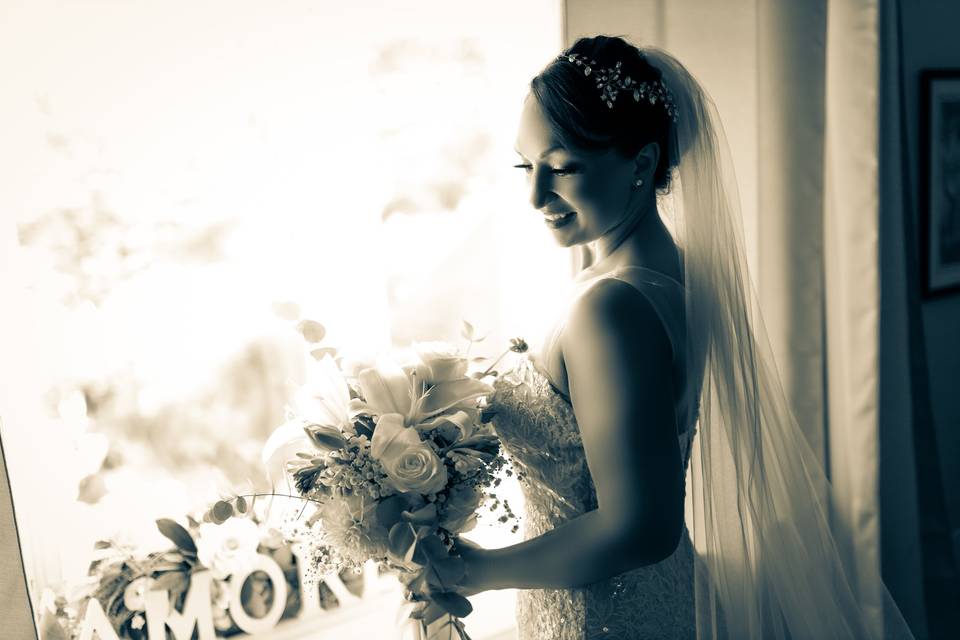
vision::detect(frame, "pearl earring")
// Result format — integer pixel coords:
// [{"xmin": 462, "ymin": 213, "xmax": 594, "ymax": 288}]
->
[{"xmin": 633, "ymin": 178, "xmax": 644, "ymax": 189}]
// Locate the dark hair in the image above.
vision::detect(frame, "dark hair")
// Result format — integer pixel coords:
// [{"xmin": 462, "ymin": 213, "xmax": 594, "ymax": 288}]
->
[{"xmin": 530, "ymin": 35, "xmax": 676, "ymax": 192}]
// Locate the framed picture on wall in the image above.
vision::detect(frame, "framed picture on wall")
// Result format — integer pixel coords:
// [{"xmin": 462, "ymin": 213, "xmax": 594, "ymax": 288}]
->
[{"xmin": 921, "ymin": 69, "xmax": 960, "ymax": 297}]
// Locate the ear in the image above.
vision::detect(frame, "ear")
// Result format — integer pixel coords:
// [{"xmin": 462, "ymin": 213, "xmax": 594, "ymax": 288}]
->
[{"xmin": 633, "ymin": 142, "xmax": 660, "ymax": 179}]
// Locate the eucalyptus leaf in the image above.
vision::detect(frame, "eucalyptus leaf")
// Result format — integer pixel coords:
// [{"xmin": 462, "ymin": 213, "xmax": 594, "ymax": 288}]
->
[
  {"xmin": 212, "ymin": 500, "xmax": 234, "ymax": 522},
  {"xmin": 427, "ymin": 556, "xmax": 465, "ymax": 589},
  {"xmin": 418, "ymin": 535, "xmax": 449, "ymax": 563},
  {"xmin": 430, "ymin": 591, "xmax": 473, "ymax": 618},
  {"xmin": 156, "ymin": 519, "xmax": 197, "ymax": 554},
  {"xmin": 418, "ymin": 601, "xmax": 449, "ymax": 625}
]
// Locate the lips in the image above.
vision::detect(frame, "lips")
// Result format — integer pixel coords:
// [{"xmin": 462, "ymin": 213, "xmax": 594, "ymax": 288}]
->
[{"xmin": 543, "ymin": 211, "xmax": 577, "ymax": 229}]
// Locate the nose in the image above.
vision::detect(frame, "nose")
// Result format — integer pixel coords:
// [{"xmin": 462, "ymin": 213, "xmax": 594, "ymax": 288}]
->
[{"xmin": 528, "ymin": 167, "xmax": 556, "ymax": 211}]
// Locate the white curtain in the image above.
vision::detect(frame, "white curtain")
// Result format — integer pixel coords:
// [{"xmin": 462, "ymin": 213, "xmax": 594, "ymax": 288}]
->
[{"xmin": 564, "ymin": 0, "xmax": 922, "ymax": 633}]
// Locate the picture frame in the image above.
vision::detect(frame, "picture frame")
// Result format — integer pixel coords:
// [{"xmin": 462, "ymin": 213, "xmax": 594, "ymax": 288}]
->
[{"xmin": 921, "ymin": 69, "xmax": 960, "ymax": 297}]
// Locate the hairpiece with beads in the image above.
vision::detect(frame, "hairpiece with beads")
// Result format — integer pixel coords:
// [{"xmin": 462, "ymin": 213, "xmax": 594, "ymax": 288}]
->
[{"xmin": 557, "ymin": 53, "xmax": 679, "ymax": 121}]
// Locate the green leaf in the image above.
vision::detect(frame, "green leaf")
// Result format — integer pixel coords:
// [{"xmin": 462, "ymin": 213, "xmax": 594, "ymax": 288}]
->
[
  {"xmin": 430, "ymin": 591, "xmax": 473, "ymax": 618},
  {"xmin": 93, "ymin": 539, "xmax": 112, "ymax": 550},
  {"xmin": 416, "ymin": 601, "xmax": 449, "ymax": 625},
  {"xmin": 296, "ymin": 319, "xmax": 326, "ymax": 343},
  {"xmin": 417, "ymin": 535, "xmax": 449, "ymax": 563},
  {"xmin": 401, "ymin": 502, "xmax": 437, "ymax": 526},
  {"xmin": 388, "ymin": 522, "xmax": 417, "ymax": 563},
  {"xmin": 376, "ymin": 495, "xmax": 407, "ymax": 529},
  {"xmin": 460, "ymin": 320, "xmax": 474, "ymax": 341},
  {"xmin": 150, "ymin": 571, "xmax": 188, "ymax": 592},
  {"xmin": 235, "ymin": 496, "xmax": 248, "ymax": 514},
  {"xmin": 156, "ymin": 519, "xmax": 197, "ymax": 554},
  {"xmin": 426, "ymin": 557, "xmax": 465, "ymax": 590},
  {"xmin": 210, "ymin": 500, "xmax": 233, "ymax": 524}
]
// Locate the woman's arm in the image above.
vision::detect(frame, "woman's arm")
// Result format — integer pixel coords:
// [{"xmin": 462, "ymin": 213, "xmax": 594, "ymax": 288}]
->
[{"xmin": 459, "ymin": 279, "xmax": 685, "ymax": 593}]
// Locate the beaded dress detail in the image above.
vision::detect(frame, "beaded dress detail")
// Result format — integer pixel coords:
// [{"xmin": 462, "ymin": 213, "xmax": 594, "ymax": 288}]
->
[{"xmin": 488, "ymin": 268, "xmax": 697, "ymax": 640}]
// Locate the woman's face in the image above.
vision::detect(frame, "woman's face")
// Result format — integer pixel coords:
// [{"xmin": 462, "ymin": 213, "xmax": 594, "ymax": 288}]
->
[{"xmin": 514, "ymin": 96, "xmax": 641, "ymax": 248}]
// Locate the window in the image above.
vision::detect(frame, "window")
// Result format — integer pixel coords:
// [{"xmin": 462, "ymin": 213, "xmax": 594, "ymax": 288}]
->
[{"xmin": 0, "ymin": 2, "xmax": 563, "ymax": 637}]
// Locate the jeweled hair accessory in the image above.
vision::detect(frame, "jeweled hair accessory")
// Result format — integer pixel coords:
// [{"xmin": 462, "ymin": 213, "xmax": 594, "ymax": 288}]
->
[{"xmin": 556, "ymin": 53, "xmax": 679, "ymax": 121}]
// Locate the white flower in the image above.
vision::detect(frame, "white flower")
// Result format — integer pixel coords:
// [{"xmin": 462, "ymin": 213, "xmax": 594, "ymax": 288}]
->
[
  {"xmin": 317, "ymin": 494, "xmax": 387, "ymax": 564},
  {"xmin": 197, "ymin": 519, "xmax": 261, "ymax": 579},
  {"xmin": 371, "ymin": 413, "xmax": 447, "ymax": 494},
  {"xmin": 295, "ymin": 354, "xmax": 353, "ymax": 428},
  {"xmin": 123, "ymin": 577, "xmax": 152, "ymax": 611},
  {"xmin": 412, "ymin": 341, "xmax": 468, "ymax": 384},
  {"xmin": 131, "ymin": 614, "xmax": 146, "ymax": 631}
]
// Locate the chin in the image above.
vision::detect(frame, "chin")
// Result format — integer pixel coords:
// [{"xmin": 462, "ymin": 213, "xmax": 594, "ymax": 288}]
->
[{"xmin": 558, "ymin": 232, "xmax": 592, "ymax": 249}]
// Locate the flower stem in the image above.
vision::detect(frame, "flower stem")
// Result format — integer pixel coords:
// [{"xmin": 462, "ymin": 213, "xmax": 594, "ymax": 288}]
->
[
  {"xmin": 234, "ymin": 492, "xmax": 325, "ymax": 507},
  {"xmin": 479, "ymin": 349, "xmax": 510, "ymax": 378}
]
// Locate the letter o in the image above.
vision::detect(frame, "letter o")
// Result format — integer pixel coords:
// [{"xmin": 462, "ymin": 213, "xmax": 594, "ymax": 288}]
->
[{"xmin": 228, "ymin": 554, "xmax": 288, "ymax": 634}]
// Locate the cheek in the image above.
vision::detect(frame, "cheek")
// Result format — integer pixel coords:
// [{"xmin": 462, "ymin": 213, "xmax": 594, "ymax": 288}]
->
[{"xmin": 567, "ymin": 176, "xmax": 624, "ymax": 216}]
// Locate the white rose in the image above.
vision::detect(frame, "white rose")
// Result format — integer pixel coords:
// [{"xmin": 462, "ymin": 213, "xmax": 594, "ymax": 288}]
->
[
  {"xmin": 371, "ymin": 414, "xmax": 448, "ymax": 494},
  {"xmin": 197, "ymin": 519, "xmax": 261, "ymax": 579}
]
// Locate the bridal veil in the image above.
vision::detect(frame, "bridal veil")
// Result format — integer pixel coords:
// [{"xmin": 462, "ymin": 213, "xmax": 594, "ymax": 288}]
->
[{"xmin": 644, "ymin": 48, "xmax": 915, "ymax": 639}]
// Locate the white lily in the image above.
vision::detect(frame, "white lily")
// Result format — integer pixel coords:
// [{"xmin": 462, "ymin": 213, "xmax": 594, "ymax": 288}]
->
[
  {"xmin": 295, "ymin": 354, "xmax": 353, "ymax": 429},
  {"xmin": 350, "ymin": 357, "xmax": 494, "ymax": 428},
  {"xmin": 261, "ymin": 354, "xmax": 352, "ymax": 489}
]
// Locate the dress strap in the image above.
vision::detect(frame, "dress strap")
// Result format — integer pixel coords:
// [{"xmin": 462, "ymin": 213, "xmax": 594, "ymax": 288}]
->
[{"xmin": 602, "ymin": 267, "xmax": 686, "ymax": 367}]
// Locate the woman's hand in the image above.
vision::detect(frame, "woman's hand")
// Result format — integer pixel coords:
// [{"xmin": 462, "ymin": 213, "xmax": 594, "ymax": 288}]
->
[
  {"xmin": 401, "ymin": 537, "xmax": 490, "ymax": 603},
  {"xmin": 451, "ymin": 536, "xmax": 485, "ymax": 559},
  {"xmin": 450, "ymin": 536, "xmax": 490, "ymax": 597}
]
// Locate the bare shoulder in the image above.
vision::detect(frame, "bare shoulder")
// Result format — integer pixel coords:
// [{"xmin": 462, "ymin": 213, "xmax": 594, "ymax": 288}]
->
[{"xmin": 562, "ymin": 277, "xmax": 671, "ymax": 363}]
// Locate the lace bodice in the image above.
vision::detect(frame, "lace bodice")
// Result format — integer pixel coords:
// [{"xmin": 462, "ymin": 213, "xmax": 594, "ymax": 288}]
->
[{"xmin": 488, "ymin": 268, "xmax": 697, "ymax": 639}]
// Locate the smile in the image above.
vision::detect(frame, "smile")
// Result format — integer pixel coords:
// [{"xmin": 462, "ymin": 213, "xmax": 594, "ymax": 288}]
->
[{"xmin": 544, "ymin": 211, "xmax": 577, "ymax": 228}]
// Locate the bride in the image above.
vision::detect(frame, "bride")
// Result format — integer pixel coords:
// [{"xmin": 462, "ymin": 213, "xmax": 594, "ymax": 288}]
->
[{"xmin": 444, "ymin": 35, "xmax": 915, "ymax": 639}]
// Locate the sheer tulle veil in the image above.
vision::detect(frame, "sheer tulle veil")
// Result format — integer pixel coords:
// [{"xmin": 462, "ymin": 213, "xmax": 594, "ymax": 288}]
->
[{"xmin": 642, "ymin": 48, "xmax": 915, "ymax": 639}]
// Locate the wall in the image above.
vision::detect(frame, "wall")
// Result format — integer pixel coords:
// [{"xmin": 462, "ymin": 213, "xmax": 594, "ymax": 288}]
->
[{"xmin": 899, "ymin": 0, "xmax": 960, "ymax": 561}]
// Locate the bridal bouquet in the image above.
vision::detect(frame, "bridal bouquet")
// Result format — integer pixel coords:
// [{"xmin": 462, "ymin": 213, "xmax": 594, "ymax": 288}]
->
[{"xmin": 249, "ymin": 320, "xmax": 521, "ymax": 640}]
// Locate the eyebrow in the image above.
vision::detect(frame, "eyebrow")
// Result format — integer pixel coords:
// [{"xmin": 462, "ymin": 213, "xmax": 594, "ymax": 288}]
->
[{"xmin": 514, "ymin": 144, "xmax": 568, "ymax": 159}]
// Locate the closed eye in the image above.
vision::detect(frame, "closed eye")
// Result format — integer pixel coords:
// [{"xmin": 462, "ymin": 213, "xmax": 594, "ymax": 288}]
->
[{"xmin": 512, "ymin": 163, "xmax": 579, "ymax": 176}]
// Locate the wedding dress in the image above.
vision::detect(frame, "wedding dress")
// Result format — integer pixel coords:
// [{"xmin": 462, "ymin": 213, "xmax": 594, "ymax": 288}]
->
[{"xmin": 488, "ymin": 266, "xmax": 698, "ymax": 640}]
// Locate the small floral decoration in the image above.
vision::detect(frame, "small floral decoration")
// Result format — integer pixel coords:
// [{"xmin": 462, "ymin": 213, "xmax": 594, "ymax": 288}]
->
[
  {"xmin": 42, "ymin": 505, "xmax": 363, "ymax": 640},
  {"xmin": 557, "ymin": 52, "xmax": 680, "ymax": 120}
]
